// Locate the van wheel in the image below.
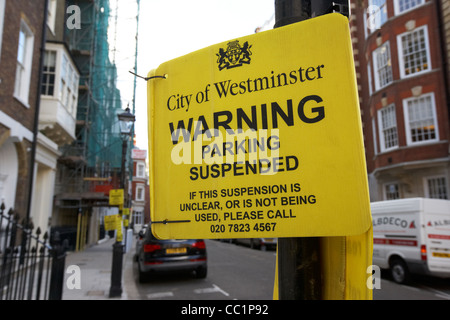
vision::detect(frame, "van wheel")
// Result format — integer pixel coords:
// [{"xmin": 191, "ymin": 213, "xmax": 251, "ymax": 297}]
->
[{"xmin": 390, "ymin": 258, "xmax": 410, "ymax": 284}]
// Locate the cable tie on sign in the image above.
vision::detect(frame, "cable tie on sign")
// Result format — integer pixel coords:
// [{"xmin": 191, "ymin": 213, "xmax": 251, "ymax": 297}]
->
[
  {"xmin": 151, "ymin": 219, "xmax": 191, "ymax": 225},
  {"xmin": 129, "ymin": 70, "xmax": 168, "ymax": 81}
]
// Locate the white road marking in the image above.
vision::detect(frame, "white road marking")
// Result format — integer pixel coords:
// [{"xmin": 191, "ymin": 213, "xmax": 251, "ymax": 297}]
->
[
  {"xmin": 194, "ymin": 284, "xmax": 230, "ymax": 297},
  {"xmin": 146, "ymin": 291, "xmax": 174, "ymax": 299}
]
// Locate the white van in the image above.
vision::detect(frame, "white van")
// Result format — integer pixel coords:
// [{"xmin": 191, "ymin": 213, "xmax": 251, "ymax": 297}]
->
[{"xmin": 371, "ymin": 198, "xmax": 450, "ymax": 284}]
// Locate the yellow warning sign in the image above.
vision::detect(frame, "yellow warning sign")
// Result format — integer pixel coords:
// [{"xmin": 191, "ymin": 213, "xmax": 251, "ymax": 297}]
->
[
  {"xmin": 104, "ymin": 214, "xmax": 119, "ymax": 231},
  {"xmin": 109, "ymin": 189, "xmax": 124, "ymax": 206},
  {"xmin": 147, "ymin": 13, "xmax": 371, "ymax": 240}
]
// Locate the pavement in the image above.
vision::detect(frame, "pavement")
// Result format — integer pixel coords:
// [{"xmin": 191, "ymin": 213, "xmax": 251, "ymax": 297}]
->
[{"xmin": 62, "ymin": 234, "xmax": 140, "ymax": 300}]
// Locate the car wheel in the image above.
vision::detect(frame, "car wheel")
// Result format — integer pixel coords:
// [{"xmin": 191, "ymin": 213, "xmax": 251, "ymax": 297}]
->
[
  {"xmin": 195, "ymin": 266, "xmax": 207, "ymax": 279},
  {"xmin": 390, "ymin": 258, "xmax": 410, "ymax": 284},
  {"xmin": 250, "ymin": 239, "xmax": 260, "ymax": 250},
  {"xmin": 138, "ymin": 264, "xmax": 150, "ymax": 283}
]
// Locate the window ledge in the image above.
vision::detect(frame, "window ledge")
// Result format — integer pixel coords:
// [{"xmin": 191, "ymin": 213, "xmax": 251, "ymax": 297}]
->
[{"xmin": 14, "ymin": 95, "xmax": 30, "ymax": 109}]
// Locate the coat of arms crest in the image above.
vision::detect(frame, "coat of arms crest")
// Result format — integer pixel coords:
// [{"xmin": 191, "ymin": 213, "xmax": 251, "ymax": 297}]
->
[{"xmin": 216, "ymin": 40, "xmax": 252, "ymax": 71}]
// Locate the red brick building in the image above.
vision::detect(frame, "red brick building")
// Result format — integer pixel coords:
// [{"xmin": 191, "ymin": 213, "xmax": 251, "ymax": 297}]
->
[
  {"xmin": 350, "ymin": 0, "xmax": 450, "ymax": 201},
  {"xmin": 131, "ymin": 148, "xmax": 150, "ymax": 232},
  {"xmin": 0, "ymin": 0, "xmax": 47, "ymax": 215}
]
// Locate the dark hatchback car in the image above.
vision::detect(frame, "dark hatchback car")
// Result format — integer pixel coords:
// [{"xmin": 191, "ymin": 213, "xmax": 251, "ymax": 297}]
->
[{"xmin": 136, "ymin": 228, "xmax": 207, "ymax": 282}]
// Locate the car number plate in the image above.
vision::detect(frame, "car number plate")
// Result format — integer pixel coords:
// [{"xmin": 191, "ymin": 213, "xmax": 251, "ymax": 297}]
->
[
  {"xmin": 166, "ymin": 247, "xmax": 187, "ymax": 254},
  {"xmin": 432, "ymin": 252, "xmax": 450, "ymax": 258}
]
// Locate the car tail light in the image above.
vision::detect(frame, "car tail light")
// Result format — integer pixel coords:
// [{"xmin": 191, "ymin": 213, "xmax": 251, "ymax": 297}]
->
[
  {"xmin": 421, "ymin": 245, "xmax": 427, "ymax": 261},
  {"xmin": 144, "ymin": 244, "xmax": 161, "ymax": 253},
  {"xmin": 192, "ymin": 241, "xmax": 206, "ymax": 249}
]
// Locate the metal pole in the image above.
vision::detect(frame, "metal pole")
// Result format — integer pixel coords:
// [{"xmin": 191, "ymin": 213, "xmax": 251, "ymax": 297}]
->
[
  {"xmin": 109, "ymin": 240, "xmax": 124, "ymax": 298},
  {"xmin": 132, "ymin": 0, "xmax": 140, "ymax": 119},
  {"xmin": 49, "ymin": 232, "xmax": 66, "ymax": 300},
  {"xmin": 109, "ymin": 138, "xmax": 127, "ymax": 298},
  {"xmin": 121, "ymin": 138, "xmax": 127, "ymax": 190},
  {"xmin": 128, "ymin": 0, "xmax": 140, "ymax": 236},
  {"xmin": 274, "ymin": 0, "xmax": 349, "ymax": 300}
]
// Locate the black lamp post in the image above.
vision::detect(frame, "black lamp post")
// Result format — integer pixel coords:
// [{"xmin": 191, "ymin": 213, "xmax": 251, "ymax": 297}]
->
[
  {"xmin": 117, "ymin": 107, "xmax": 136, "ymax": 190},
  {"xmin": 109, "ymin": 106, "xmax": 135, "ymax": 298}
]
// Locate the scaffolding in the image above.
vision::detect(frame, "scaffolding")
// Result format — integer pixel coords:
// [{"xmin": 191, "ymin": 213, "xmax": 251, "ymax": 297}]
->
[{"xmin": 53, "ymin": 0, "xmax": 132, "ymax": 249}]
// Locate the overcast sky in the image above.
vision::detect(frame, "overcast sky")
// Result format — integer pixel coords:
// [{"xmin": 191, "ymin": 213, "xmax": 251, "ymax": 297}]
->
[{"xmin": 111, "ymin": 0, "xmax": 275, "ymax": 151}]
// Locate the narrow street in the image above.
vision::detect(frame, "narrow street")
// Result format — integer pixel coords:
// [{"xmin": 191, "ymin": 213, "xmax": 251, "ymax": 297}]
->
[
  {"xmin": 127, "ymin": 238, "xmax": 450, "ymax": 301},
  {"xmin": 131, "ymin": 239, "xmax": 277, "ymax": 300},
  {"xmin": 373, "ymin": 273, "xmax": 450, "ymax": 300}
]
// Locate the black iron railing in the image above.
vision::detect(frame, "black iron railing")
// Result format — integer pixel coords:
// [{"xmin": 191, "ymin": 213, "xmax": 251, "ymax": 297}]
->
[{"xmin": 0, "ymin": 203, "xmax": 66, "ymax": 300}]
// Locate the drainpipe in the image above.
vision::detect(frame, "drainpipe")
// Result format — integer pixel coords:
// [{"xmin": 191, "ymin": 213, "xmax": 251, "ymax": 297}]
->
[
  {"xmin": 435, "ymin": 0, "xmax": 450, "ymax": 122},
  {"xmin": 26, "ymin": 0, "xmax": 49, "ymax": 221}
]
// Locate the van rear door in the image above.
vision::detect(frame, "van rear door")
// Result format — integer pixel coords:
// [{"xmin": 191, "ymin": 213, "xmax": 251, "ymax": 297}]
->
[
  {"xmin": 423, "ymin": 199, "xmax": 450, "ymax": 277},
  {"xmin": 371, "ymin": 199, "xmax": 421, "ymax": 268}
]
